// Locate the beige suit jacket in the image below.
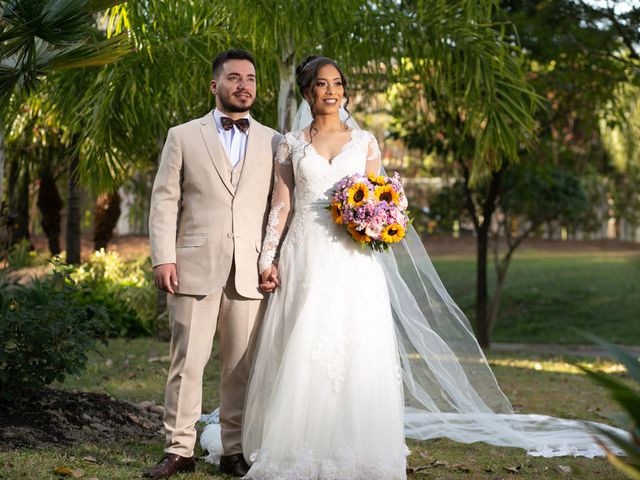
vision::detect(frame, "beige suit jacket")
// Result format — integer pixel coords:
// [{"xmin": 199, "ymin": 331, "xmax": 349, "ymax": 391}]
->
[{"xmin": 149, "ymin": 112, "xmax": 281, "ymax": 299}]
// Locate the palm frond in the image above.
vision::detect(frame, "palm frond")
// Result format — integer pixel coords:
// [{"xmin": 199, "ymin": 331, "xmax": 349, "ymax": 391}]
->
[
  {"xmin": 580, "ymin": 334, "xmax": 640, "ymax": 479},
  {"xmin": 46, "ymin": 33, "xmax": 129, "ymax": 69}
]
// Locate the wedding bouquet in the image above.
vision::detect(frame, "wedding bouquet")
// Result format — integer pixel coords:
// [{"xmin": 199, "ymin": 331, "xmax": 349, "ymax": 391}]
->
[{"xmin": 328, "ymin": 172, "xmax": 410, "ymax": 252}]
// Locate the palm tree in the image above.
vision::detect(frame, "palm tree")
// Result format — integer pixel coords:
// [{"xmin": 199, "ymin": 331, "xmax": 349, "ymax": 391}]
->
[
  {"xmin": 3, "ymin": 90, "xmax": 67, "ymax": 253},
  {"xmin": 75, "ymin": 1, "xmax": 230, "ymax": 193},
  {"xmin": 0, "ymin": 0, "xmax": 129, "ymax": 262}
]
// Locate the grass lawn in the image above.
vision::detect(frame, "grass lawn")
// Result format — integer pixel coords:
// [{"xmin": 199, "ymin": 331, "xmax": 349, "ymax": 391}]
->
[
  {"xmin": 433, "ymin": 250, "xmax": 640, "ymax": 345},
  {"xmin": 0, "ymin": 337, "xmax": 633, "ymax": 479}
]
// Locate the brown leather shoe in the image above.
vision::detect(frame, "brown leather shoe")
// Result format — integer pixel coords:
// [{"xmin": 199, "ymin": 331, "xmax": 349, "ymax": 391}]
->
[
  {"xmin": 219, "ymin": 453, "xmax": 250, "ymax": 477},
  {"xmin": 143, "ymin": 453, "xmax": 196, "ymax": 479}
]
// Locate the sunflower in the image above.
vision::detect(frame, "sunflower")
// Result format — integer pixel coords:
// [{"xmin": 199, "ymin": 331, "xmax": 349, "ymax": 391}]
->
[
  {"xmin": 347, "ymin": 183, "xmax": 369, "ymax": 207},
  {"xmin": 368, "ymin": 173, "xmax": 386, "ymax": 185},
  {"xmin": 374, "ymin": 184, "xmax": 400, "ymax": 204},
  {"xmin": 381, "ymin": 223, "xmax": 405, "ymax": 243},
  {"xmin": 347, "ymin": 223, "xmax": 371, "ymax": 244},
  {"xmin": 330, "ymin": 202, "xmax": 344, "ymax": 224}
]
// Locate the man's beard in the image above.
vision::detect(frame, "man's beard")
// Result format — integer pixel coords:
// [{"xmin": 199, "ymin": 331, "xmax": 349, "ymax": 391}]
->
[{"xmin": 219, "ymin": 93, "xmax": 255, "ymax": 113}]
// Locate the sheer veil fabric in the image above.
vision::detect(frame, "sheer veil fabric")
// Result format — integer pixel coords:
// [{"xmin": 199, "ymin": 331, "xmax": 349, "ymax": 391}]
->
[
  {"xmin": 295, "ymin": 100, "xmax": 625, "ymax": 457},
  {"xmin": 200, "ymin": 100, "xmax": 626, "ymax": 464}
]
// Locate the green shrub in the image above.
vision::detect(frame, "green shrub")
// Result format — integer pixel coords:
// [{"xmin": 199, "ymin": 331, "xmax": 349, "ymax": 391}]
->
[
  {"xmin": 5, "ymin": 238, "xmax": 40, "ymax": 269},
  {"xmin": 65, "ymin": 249, "xmax": 156, "ymax": 337},
  {"xmin": 0, "ymin": 265, "xmax": 111, "ymax": 404}
]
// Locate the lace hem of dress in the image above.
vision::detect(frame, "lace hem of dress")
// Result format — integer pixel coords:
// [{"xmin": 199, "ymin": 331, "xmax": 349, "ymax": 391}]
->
[
  {"xmin": 526, "ymin": 443, "xmax": 605, "ymax": 458},
  {"xmin": 247, "ymin": 445, "xmax": 408, "ymax": 480}
]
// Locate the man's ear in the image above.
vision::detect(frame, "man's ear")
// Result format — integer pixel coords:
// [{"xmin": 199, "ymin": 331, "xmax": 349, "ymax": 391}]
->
[{"xmin": 210, "ymin": 79, "xmax": 217, "ymax": 95}]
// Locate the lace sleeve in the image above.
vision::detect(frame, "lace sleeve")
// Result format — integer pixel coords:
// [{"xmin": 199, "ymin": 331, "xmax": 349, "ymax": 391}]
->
[
  {"xmin": 365, "ymin": 132, "xmax": 382, "ymax": 175},
  {"xmin": 258, "ymin": 136, "xmax": 294, "ymax": 274}
]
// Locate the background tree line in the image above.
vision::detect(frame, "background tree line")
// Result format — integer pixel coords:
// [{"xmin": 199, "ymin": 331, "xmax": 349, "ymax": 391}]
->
[{"xmin": 1, "ymin": 0, "xmax": 638, "ymax": 348}]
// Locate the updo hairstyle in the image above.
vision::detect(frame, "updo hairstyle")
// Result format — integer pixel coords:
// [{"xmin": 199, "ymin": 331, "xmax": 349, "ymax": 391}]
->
[{"xmin": 295, "ymin": 56, "xmax": 352, "ymax": 134}]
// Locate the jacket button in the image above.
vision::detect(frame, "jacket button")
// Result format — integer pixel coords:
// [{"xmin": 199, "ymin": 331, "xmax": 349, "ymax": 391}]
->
[{"xmin": 226, "ymin": 233, "xmax": 233, "ymax": 238}]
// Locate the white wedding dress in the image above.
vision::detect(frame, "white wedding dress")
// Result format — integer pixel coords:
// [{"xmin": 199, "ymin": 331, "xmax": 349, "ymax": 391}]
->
[
  {"xmin": 243, "ymin": 129, "xmax": 407, "ymax": 480},
  {"xmin": 200, "ymin": 123, "xmax": 627, "ymax": 479}
]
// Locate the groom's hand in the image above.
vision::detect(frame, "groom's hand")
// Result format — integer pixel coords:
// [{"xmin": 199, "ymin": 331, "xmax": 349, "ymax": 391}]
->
[
  {"xmin": 154, "ymin": 263, "xmax": 178, "ymax": 294},
  {"xmin": 259, "ymin": 264, "xmax": 280, "ymax": 293}
]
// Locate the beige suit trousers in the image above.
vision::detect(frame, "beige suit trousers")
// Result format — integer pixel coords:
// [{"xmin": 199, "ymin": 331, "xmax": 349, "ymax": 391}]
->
[{"xmin": 163, "ymin": 267, "xmax": 266, "ymax": 457}]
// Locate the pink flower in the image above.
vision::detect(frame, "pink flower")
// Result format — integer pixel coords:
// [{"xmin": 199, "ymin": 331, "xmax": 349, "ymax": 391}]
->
[{"xmin": 365, "ymin": 213, "xmax": 386, "ymax": 238}]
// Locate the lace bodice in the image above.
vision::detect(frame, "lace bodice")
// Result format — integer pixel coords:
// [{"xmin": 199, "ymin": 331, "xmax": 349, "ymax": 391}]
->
[{"xmin": 258, "ymin": 129, "xmax": 382, "ymax": 273}]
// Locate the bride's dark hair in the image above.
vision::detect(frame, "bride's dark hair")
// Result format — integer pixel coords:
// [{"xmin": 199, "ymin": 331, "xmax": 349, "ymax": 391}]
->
[{"xmin": 295, "ymin": 56, "xmax": 352, "ymax": 150}]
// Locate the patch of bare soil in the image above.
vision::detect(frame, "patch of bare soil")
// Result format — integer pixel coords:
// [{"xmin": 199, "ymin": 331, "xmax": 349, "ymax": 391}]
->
[
  {"xmin": 30, "ymin": 234, "xmax": 152, "ymax": 262},
  {"xmin": 0, "ymin": 388, "xmax": 163, "ymax": 451}
]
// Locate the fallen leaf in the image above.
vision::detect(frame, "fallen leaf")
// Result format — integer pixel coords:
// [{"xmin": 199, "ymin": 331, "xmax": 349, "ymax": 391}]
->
[
  {"xmin": 453, "ymin": 464, "xmax": 471, "ymax": 473},
  {"xmin": 148, "ymin": 355, "xmax": 171, "ymax": 363},
  {"xmin": 556, "ymin": 465, "xmax": 572, "ymax": 474},
  {"xmin": 407, "ymin": 459, "xmax": 447, "ymax": 474},
  {"xmin": 504, "ymin": 465, "xmax": 522, "ymax": 474},
  {"xmin": 588, "ymin": 407, "xmax": 609, "ymax": 420},
  {"xmin": 54, "ymin": 466, "xmax": 73, "ymax": 476},
  {"xmin": 82, "ymin": 456, "xmax": 97, "ymax": 463}
]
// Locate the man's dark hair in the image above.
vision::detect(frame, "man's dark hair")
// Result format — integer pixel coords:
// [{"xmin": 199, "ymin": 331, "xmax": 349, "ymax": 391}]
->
[{"xmin": 212, "ymin": 49, "xmax": 256, "ymax": 79}]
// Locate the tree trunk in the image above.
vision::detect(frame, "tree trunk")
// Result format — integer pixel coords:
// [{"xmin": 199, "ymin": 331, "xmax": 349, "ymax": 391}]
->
[
  {"xmin": 5, "ymin": 157, "xmax": 19, "ymax": 244},
  {"xmin": 277, "ymin": 44, "xmax": 298, "ymax": 133},
  {"xmin": 12, "ymin": 167, "xmax": 31, "ymax": 246},
  {"xmin": 0, "ymin": 126, "xmax": 5, "ymax": 207},
  {"xmin": 473, "ymin": 170, "xmax": 503, "ymax": 349},
  {"xmin": 37, "ymin": 169, "xmax": 63, "ymax": 255},
  {"xmin": 93, "ymin": 191, "xmax": 122, "ymax": 251},
  {"xmin": 475, "ymin": 226, "xmax": 490, "ymax": 348},
  {"xmin": 66, "ymin": 140, "xmax": 82, "ymax": 264}
]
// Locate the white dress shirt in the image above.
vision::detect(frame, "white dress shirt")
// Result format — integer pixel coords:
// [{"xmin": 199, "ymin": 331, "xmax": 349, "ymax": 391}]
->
[{"xmin": 213, "ymin": 109, "xmax": 251, "ymax": 168}]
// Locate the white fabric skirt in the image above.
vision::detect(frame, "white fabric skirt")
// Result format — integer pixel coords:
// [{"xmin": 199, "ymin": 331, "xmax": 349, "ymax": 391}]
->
[{"xmin": 242, "ymin": 207, "xmax": 408, "ymax": 480}]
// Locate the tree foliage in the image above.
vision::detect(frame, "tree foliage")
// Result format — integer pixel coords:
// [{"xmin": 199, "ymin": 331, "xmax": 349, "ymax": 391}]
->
[
  {"xmin": 0, "ymin": 0, "xmax": 129, "ymax": 107},
  {"xmin": 388, "ymin": 0, "xmax": 639, "ymax": 346},
  {"xmin": 69, "ymin": 0, "xmax": 539, "ymax": 191}
]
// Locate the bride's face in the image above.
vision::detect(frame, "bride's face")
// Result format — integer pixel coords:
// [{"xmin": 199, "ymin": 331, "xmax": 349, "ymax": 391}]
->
[{"xmin": 308, "ymin": 64, "xmax": 344, "ymax": 116}]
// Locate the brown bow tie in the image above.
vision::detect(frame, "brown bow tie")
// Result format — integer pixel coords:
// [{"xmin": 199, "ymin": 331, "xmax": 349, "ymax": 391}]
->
[{"xmin": 221, "ymin": 116, "xmax": 250, "ymax": 133}]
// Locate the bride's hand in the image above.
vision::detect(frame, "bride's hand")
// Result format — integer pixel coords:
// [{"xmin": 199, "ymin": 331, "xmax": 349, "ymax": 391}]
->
[{"xmin": 259, "ymin": 264, "xmax": 280, "ymax": 293}]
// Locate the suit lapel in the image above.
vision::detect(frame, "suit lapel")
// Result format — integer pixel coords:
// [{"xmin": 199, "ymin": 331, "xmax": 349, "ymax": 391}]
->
[
  {"xmin": 199, "ymin": 113, "xmax": 234, "ymax": 195},
  {"xmin": 235, "ymin": 120, "xmax": 268, "ymax": 198}
]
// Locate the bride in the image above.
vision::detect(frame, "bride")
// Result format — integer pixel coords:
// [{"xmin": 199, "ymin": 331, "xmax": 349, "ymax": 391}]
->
[
  {"xmin": 243, "ymin": 55, "xmax": 407, "ymax": 480},
  {"xmin": 202, "ymin": 56, "xmax": 626, "ymax": 480}
]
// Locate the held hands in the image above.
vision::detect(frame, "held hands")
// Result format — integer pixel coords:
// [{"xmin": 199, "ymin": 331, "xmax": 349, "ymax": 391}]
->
[
  {"xmin": 259, "ymin": 264, "xmax": 280, "ymax": 293},
  {"xmin": 154, "ymin": 263, "xmax": 178, "ymax": 294}
]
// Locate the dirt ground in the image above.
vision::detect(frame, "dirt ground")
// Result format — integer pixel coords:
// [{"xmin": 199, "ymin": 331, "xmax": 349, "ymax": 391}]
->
[{"xmin": 0, "ymin": 389, "xmax": 163, "ymax": 451}]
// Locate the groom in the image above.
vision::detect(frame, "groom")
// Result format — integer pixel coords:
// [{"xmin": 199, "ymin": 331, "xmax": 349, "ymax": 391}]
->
[{"xmin": 145, "ymin": 49, "xmax": 281, "ymax": 478}]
